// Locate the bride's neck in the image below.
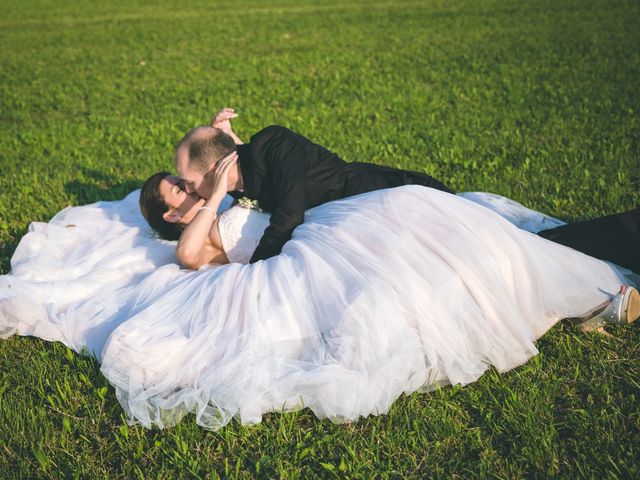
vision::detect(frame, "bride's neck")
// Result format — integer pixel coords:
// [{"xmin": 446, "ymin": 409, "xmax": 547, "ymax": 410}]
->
[{"xmin": 181, "ymin": 197, "xmax": 207, "ymax": 225}]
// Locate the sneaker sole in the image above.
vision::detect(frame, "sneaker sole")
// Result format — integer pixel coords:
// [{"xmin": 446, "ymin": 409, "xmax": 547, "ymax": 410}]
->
[{"xmin": 625, "ymin": 287, "xmax": 640, "ymax": 323}]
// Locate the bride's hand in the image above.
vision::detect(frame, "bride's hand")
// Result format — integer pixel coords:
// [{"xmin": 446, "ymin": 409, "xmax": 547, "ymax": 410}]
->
[
  {"xmin": 177, "ymin": 152, "xmax": 236, "ymax": 270},
  {"xmin": 210, "ymin": 151, "xmax": 238, "ymax": 198},
  {"xmin": 211, "ymin": 107, "xmax": 237, "ymax": 135}
]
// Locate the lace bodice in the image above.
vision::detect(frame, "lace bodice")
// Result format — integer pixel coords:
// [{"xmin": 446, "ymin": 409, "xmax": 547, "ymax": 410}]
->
[{"xmin": 217, "ymin": 205, "xmax": 270, "ymax": 263}]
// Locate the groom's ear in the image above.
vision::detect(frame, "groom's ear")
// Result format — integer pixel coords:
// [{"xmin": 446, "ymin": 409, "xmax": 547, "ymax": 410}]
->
[{"xmin": 203, "ymin": 162, "xmax": 217, "ymax": 183}]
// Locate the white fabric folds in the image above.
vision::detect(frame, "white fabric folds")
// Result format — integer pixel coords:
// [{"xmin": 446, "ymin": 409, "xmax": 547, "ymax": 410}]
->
[{"xmin": 0, "ymin": 186, "xmax": 635, "ymax": 430}]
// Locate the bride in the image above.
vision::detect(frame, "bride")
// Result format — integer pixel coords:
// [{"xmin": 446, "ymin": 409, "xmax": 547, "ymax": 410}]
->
[{"xmin": 1, "ymin": 134, "xmax": 639, "ymax": 432}]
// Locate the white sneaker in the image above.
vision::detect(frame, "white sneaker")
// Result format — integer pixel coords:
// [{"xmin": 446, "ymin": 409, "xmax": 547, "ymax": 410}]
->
[{"xmin": 579, "ymin": 285, "xmax": 640, "ymax": 333}]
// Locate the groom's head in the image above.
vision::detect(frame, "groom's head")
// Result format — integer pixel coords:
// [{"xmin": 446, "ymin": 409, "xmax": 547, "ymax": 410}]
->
[{"xmin": 175, "ymin": 126, "xmax": 236, "ymax": 198}]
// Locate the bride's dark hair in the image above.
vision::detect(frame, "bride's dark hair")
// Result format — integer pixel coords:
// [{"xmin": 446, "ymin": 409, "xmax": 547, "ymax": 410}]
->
[{"xmin": 139, "ymin": 172, "xmax": 183, "ymax": 241}]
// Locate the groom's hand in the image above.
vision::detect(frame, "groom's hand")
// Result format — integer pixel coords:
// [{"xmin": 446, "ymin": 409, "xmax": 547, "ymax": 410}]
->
[
  {"xmin": 211, "ymin": 107, "xmax": 243, "ymax": 145},
  {"xmin": 211, "ymin": 107, "xmax": 237, "ymax": 134}
]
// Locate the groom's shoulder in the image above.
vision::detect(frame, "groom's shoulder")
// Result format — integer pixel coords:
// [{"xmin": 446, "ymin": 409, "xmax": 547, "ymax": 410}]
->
[{"xmin": 251, "ymin": 124, "xmax": 294, "ymax": 141}]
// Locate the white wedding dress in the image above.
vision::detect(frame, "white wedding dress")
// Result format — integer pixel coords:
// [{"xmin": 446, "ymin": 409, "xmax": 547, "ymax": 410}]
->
[{"xmin": 0, "ymin": 187, "xmax": 636, "ymax": 430}]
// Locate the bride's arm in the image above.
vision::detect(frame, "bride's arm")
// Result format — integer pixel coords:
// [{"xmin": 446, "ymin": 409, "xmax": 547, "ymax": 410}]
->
[
  {"xmin": 212, "ymin": 107, "xmax": 243, "ymax": 145},
  {"xmin": 176, "ymin": 152, "xmax": 237, "ymax": 269}
]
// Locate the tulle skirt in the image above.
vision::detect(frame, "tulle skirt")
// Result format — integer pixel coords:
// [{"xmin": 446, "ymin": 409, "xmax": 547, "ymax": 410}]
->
[{"xmin": 1, "ymin": 186, "xmax": 635, "ymax": 430}]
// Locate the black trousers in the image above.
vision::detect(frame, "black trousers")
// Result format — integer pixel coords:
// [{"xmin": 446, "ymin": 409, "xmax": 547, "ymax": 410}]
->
[
  {"xmin": 342, "ymin": 162, "xmax": 455, "ymax": 195},
  {"xmin": 538, "ymin": 208, "xmax": 640, "ymax": 274},
  {"xmin": 342, "ymin": 162, "xmax": 639, "ymax": 274}
]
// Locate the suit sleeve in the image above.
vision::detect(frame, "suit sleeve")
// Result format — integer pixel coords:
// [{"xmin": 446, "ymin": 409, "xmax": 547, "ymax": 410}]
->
[{"xmin": 249, "ymin": 128, "xmax": 310, "ymax": 263}]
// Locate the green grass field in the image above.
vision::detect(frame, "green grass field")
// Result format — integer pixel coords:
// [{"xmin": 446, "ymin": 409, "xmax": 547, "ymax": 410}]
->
[{"xmin": 1, "ymin": 0, "xmax": 639, "ymax": 477}]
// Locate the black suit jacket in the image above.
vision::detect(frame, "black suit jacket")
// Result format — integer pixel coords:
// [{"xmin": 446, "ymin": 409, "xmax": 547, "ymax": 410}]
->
[
  {"xmin": 236, "ymin": 125, "xmax": 453, "ymax": 263},
  {"xmin": 235, "ymin": 125, "xmax": 348, "ymax": 263}
]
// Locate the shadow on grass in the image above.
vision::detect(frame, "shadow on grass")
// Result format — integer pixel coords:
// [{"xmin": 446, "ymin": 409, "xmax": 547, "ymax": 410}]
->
[
  {"xmin": 0, "ymin": 233, "xmax": 22, "ymax": 274},
  {"xmin": 64, "ymin": 168, "xmax": 142, "ymax": 205}
]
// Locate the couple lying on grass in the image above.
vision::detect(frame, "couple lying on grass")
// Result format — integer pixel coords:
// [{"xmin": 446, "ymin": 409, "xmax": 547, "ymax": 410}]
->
[{"xmin": 2, "ymin": 108, "xmax": 638, "ymax": 430}]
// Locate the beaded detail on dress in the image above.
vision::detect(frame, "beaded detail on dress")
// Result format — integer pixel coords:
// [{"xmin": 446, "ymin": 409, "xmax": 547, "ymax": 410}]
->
[{"xmin": 217, "ymin": 206, "xmax": 270, "ymax": 263}]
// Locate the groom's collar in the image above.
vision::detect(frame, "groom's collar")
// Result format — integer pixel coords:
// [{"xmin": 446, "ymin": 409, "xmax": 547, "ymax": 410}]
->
[{"xmin": 235, "ymin": 144, "xmax": 256, "ymax": 198}]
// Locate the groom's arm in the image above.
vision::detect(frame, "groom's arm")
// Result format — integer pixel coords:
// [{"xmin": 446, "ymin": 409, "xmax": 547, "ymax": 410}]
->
[{"xmin": 249, "ymin": 127, "xmax": 310, "ymax": 263}]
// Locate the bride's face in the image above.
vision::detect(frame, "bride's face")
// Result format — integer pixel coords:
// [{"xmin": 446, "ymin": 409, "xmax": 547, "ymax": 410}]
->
[{"xmin": 159, "ymin": 175, "xmax": 204, "ymax": 225}]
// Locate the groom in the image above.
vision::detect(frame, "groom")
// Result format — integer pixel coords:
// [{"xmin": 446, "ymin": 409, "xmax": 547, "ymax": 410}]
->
[
  {"xmin": 175, "ymin": 124, "xmax": 454, "ymax": 263},
  {"xmin": 176, "ymin": 122, "xmax": 639, "ymax": 272}
]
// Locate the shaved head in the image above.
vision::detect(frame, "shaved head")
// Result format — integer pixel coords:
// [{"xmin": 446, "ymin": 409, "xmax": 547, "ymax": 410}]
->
[
  {"xmin": 175, "ymin": 126, "xmax": 238, "ymax": 197},
  {"xmin": 176, "ymin": 126, "xmax": 237, "ymax": 173}
]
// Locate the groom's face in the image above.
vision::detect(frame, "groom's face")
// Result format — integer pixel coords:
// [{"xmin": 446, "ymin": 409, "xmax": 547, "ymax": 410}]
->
[{"xmin": 176, "ymin": 146, "xmax": 209, "ymax": 198}]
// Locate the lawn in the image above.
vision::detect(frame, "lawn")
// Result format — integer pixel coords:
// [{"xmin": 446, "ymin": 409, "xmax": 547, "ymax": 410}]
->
[{"xmin": 1, "ymin": 0, "xmax": 639, "ymax": 477}]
